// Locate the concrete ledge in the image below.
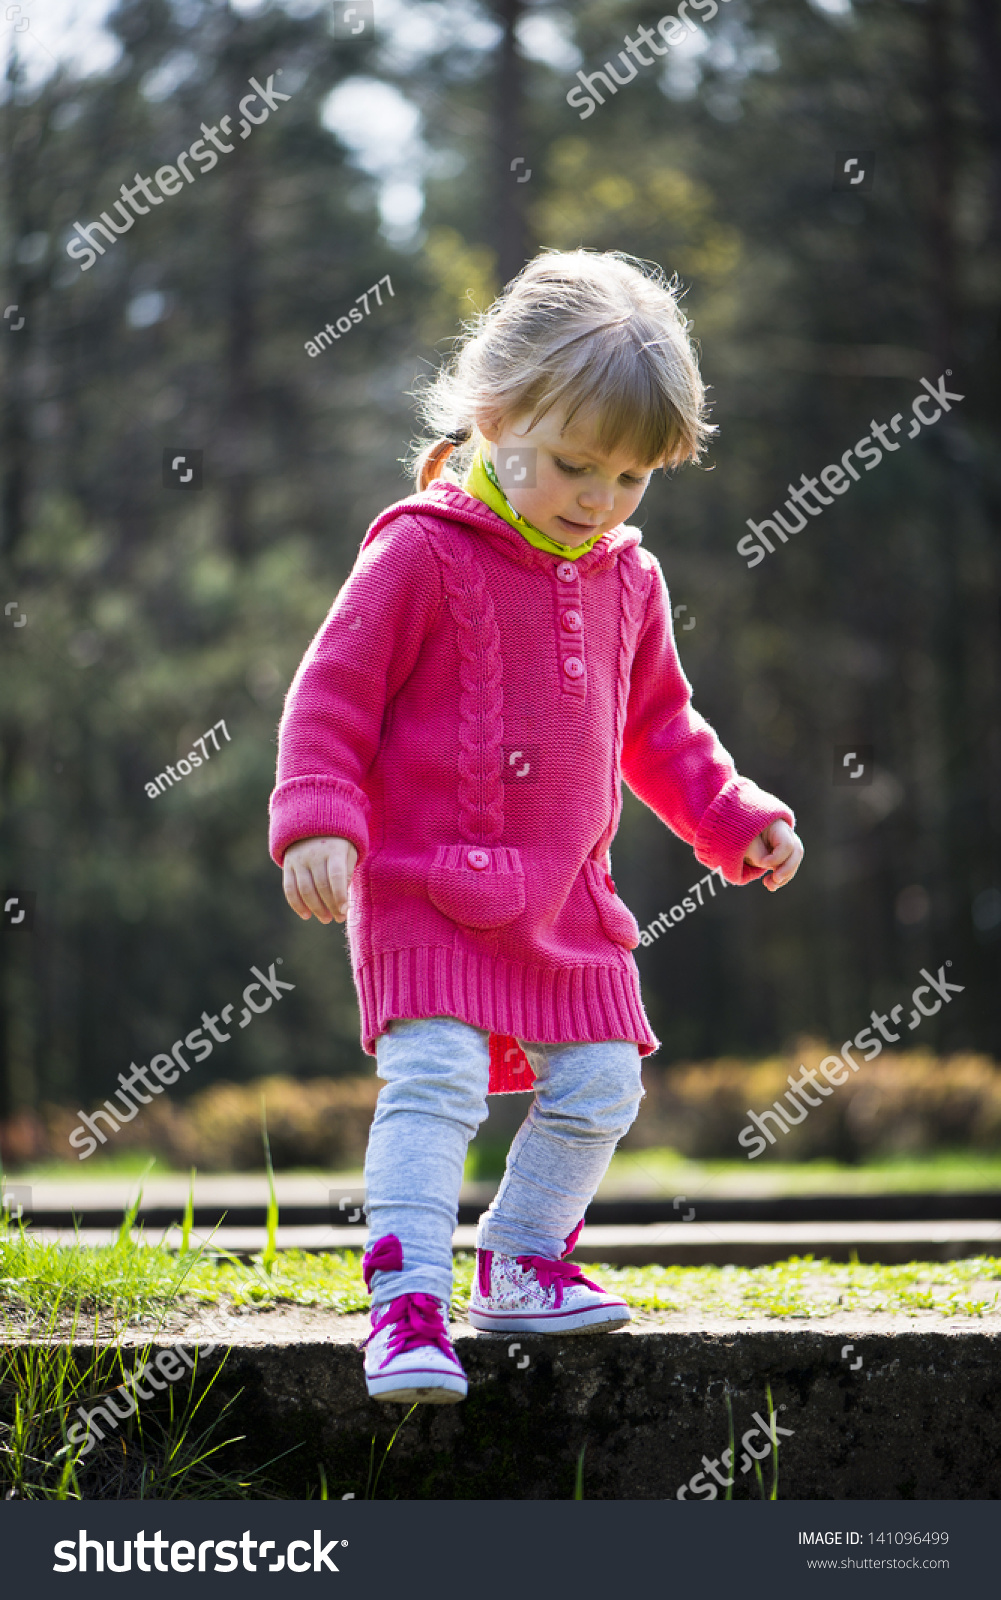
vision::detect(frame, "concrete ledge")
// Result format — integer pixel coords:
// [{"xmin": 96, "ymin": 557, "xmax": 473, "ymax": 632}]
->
[
  {"xmin": 60, "ymin": 1327, "xmax": 1001, "ymax": 1500},
  {"xmin": 23, "ymin": 1220, "xmax": 1001, "ymax": 1264}
]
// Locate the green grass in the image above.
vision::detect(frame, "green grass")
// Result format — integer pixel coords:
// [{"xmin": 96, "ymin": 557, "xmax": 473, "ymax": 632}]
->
[
  {"xmin": 3, "ymin": 1219, "xmax": 999, "ymax": 1323},
  {"xmin": 0, "ymin": 1124, "xmax": 312, "ymax": 1501},
  {"xmin": 0, "ymin": 1196, "xmax": 204, "ymax": 1325},
  {"xmin": 602, "ymin": 1147, "xmax": 1001, "ymax": 1195},
  {"xmin": 591, "ymin": 1257, "xmax": 1001, "ymax": 1320},
  {"xmin": 13, "ymin": 1152, "xmax": 186, "ymax": 1180},
  {"xmin": 17, "ymin": 1147, "xmax": 1001, "ymax": 1194},
  {"xmin": 0, "ymin": 1320, "xmax": 295, "ymax": 1501},
  {"xmin": 0, "ymin": 1266, "xmax": 298, "ymax": 1500}
]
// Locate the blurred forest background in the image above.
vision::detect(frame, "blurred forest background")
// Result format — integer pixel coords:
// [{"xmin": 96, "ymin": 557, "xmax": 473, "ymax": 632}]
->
[{"xmin": 1, "ymin": 0, "xmax": 1000, "ymax": 1146}]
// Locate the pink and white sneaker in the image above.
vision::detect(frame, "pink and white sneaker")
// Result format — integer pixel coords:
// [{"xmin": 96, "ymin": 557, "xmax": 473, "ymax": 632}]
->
[
  {"xmin": 361, "ymin": 1236, "xmax": 467, "ymax": 1404},
  {"xmin": 363, "ymin": 1293, "xmax": 469, "ymax": 1404},
  {"xmin": 468, "ymin": 1246, "xmax": 631, "ymax": 1335}
]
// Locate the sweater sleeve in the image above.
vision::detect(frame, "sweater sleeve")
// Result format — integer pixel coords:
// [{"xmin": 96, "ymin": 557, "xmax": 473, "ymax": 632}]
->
[
  {"xmin": 268, "ymin": 516, "xmax": 444, "ymax": 867},
  {"xmin": 621, "ymin": 554, "xmax": 795, "ymax": 885}
]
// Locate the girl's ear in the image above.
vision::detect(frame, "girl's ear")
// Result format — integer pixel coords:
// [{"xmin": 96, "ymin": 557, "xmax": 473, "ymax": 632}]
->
[{"xmin": 474, "ymin": 409, "xmax": 501, "ymax": 444}]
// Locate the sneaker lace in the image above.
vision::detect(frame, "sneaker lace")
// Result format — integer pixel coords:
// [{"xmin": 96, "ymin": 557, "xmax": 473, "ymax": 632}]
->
[
  {"xmin": 515, "ymin": 1256, "xmax": 604, "ymax": 1310},
  {"xmin": 364, "ymin": 1294, "xmax": 457, "ymax": 1365}
]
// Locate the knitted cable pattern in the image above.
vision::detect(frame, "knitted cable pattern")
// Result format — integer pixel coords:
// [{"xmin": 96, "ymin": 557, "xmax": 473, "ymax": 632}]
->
[
  {"xmin": 613, "ymin": 550, "xmax": 651, "ymax": 776},
  {"xmin": 424, "ymin": 525, "xmax": 505, "ymax": 843}
]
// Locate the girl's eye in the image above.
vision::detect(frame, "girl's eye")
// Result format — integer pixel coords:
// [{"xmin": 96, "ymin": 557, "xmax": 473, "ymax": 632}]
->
[{"xmin": 553, "ymin": 456, "xmax": 645, "ymax": 486}]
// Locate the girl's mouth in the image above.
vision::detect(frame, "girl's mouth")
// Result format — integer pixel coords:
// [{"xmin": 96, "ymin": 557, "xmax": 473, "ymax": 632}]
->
[{"xmin": 557, "ymin": 515, "xmax": 600, "ymax": 533}]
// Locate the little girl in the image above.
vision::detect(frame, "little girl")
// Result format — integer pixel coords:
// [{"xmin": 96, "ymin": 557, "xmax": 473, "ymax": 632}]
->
[{"xmin": 270, "ymin": 249, "xmax": 802, "ymax": 1405}]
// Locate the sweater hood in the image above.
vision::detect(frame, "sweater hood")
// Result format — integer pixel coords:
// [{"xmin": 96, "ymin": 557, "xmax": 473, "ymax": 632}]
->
[{"xmin": 360, "ymin": 479, "xmax": 644, "ymax": 577}]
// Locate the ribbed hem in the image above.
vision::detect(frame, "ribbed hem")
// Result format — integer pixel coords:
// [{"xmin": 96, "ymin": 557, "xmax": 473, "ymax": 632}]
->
[{"xmin": 356, "ymin": 946, "xmax": 659, "ymax": 1059}]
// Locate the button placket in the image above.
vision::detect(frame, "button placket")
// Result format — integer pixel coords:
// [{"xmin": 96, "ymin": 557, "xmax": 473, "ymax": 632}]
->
[{"xmin": 553, "ymin": 560, "xmax": 586, "ymax": 698}]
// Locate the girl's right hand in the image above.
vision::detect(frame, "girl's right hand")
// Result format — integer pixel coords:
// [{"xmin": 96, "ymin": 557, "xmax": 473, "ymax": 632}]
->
[{"xmin": 282, "ymin": 835, "xmax": 358, "ymax": 924}]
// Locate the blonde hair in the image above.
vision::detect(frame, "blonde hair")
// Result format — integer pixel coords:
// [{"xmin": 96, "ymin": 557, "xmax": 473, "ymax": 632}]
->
[{"xmin": 409, "ymin": 248, "xmax": 715, "ymax": 491}]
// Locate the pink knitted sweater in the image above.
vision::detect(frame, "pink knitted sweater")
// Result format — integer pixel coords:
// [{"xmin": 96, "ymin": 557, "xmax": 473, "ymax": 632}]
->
[{"xmin": 269, "ymin": 481, "xmax": 794, "ymax": 1082}]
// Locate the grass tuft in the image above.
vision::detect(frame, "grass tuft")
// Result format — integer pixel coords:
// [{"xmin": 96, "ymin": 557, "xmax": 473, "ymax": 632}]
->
[
  {"xmin": 180, "ymin": 1170, "xmax": 195, "ymax": 1255},
  {"xmin": 260, "ymin": 1100, "xmax": 279, "ymax": 1278}
]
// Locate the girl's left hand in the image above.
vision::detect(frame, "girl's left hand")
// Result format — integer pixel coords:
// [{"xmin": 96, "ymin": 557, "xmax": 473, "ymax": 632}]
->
[{"xmin": 744, "ymin": 819, "xmax": 803, "ymax": 891}]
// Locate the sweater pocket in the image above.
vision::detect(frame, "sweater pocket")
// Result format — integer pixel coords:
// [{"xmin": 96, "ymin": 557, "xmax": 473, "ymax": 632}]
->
[
  {"xmin": 583, "ymin": 860, "xmax": 640, "ymax": 949},
  {"xmin": 427, "ymin": 844, "xmax": 526, "ymax": 930}
]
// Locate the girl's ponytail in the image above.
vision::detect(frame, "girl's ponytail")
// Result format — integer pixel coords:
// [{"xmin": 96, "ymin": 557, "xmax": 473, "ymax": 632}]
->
[{"xmin": 415, "ymin": 427, "xmax": 472, "ymax": 491}]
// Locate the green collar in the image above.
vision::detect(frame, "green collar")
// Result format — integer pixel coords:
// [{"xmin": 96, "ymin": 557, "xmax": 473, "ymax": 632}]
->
[{"xmin": 463, "ymin": 448, "xmax": 604, "ymax": 559}]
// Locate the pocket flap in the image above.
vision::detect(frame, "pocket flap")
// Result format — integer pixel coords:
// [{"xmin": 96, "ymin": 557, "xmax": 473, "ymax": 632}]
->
[
  {"xmin": 583, "ymin": 860, "xmax": 640, "ymax": 949},
  {"xmin": 428, "ymin": 845, "xmax": 526, "ymax": 929}
]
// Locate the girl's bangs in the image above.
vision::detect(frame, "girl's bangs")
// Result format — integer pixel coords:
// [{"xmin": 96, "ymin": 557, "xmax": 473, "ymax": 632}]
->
[{"xmin": 529, "ymin": 339, "xmax": 688, "ymax": 469}]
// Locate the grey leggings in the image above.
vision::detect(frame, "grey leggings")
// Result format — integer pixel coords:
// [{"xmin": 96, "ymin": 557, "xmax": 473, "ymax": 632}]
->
[{"xmin": 363, "ymin": 1015, "xmax": 644, "ymax": 1304}]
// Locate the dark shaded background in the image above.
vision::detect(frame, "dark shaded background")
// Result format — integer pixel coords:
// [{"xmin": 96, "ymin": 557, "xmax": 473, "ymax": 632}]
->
[{"xmin": 1, "ymin": 0, "xmax": 999, "ymax": 1122}]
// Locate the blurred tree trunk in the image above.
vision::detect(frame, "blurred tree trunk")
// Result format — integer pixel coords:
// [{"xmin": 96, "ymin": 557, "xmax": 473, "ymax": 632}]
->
[
  {"xmin": 222, "ymin": 143, "xmax": 257, "ymax": 557},
  {"xmin": 219, "ymin": 37, "xmax": 260, "ymax": 559},
  {"xmin": 0, "ymin": 45, "xmax": 31, "ymax": 561},
  {"xmin": 925, "ymin": 0, "xmax": 958, "ymax": 370},
  {"xmin": 1, "ymin": 41, "xmax": 34, "ymax": 1119},
  {"xmin": 967, "ymin": 0, "xmax": 1001, "ymax": 242},
  {"xmin": 490, "ymin": 0, "xmax": 529, "ymax": 285}
]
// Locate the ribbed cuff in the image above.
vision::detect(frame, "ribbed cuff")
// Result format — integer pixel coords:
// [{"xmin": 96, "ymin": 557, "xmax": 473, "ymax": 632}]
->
[
  {"xmin": 694, "ymin": 777, "xmax": 795, "ymax": 884},
  {"xmin": 268, "ymin": 775, "xmax": 371, "ymax": 866}
]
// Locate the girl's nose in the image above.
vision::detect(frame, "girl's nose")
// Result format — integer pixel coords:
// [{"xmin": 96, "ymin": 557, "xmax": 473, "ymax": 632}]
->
[{"xmin": 579, "ymin": 482, "xmax": 615, "ymax": 511}]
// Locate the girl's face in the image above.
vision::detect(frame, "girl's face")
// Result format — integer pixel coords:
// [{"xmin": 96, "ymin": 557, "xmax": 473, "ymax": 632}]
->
[{"xmin": 477, "ymin": 409, "xmax": 656, "ymax": 547}]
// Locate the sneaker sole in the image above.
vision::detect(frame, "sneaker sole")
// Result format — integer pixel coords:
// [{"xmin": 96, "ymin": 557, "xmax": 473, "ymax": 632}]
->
[
  {"xmin": 467, "ymin": 1304, "xmax": 631, "ymax": 1334},
  {"xmin": 367, "ymin": 1377, "xmax": 467, "ymax": 1405}
]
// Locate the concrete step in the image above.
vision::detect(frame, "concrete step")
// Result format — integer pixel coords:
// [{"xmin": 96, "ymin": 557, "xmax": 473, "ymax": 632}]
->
[
  {"xmin": 20, "ymin": 1218, "xmax": 1001, "ymax": 1264},
  {"xmin": 7, "ymin": 1174, "xmax": 1001, "ymax": 1230},
  {"xmin": 41, "ymin": 1325, "xmax": 1001, "ymax": 1499}
]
